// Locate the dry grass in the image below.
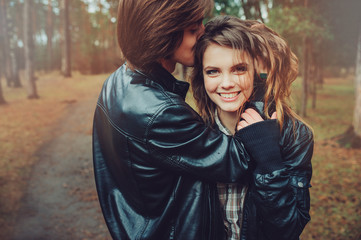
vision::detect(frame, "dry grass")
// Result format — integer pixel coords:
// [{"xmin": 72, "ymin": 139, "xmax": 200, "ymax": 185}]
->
[
  {"xmin": 0, "ymin": 71, "xmax": 105, "ymax": 238},
  {"xmin": 295, "ymin": 77, "xmax": 361, "ymax": 239}
]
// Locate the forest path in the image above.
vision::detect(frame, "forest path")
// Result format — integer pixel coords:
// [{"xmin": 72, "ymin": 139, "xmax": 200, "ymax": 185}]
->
[{"xmin": 11, "ymin": 90, "xmax": 112, "ymax": 240}]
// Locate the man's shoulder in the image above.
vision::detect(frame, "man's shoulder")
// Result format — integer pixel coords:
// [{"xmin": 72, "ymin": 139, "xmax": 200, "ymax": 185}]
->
[{"xmin": 97, "ymin": 65, "xmax": 194, "ymax": 140}]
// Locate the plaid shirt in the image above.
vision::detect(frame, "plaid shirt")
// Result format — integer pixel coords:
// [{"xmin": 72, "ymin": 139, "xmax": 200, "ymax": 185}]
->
[{"xmin": 215, "ymin": 111, "xmax": 248, "ymax": 240}]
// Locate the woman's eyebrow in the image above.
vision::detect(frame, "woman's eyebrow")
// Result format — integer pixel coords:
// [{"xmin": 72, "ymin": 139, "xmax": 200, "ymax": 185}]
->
[
  {"xmin": 203, "ymin": 66, "xmax": 218, "ymax": 70},
  {"xmin": 232, "ymin": 63, "xmax": 248, "ymax": 67}
]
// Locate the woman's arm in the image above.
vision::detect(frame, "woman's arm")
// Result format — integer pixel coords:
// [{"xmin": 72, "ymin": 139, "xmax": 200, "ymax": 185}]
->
[{"xmin": 241, "ymin": 117, "xmax": 314, "ymax": 240}]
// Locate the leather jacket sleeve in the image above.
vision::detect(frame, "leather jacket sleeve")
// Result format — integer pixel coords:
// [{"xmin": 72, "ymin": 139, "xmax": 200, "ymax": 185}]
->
[
  {"xmin": 146, "ymin": 101, "xmax": 252, "ymax": 183},
  {"xmin": 243, "ymin": 118, "xmax": 314, "ymax": 240}
]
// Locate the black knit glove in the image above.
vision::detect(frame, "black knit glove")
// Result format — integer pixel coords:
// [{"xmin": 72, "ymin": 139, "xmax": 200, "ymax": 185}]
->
[{"xmin": 235, "ymin": 120, "xmax": 284, "ymax": 174}]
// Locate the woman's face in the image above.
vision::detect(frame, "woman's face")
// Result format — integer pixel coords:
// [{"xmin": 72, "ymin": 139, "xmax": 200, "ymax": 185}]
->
[{"xmin": 203, "ymin": 43, "xmax": 254, "ymax": 114}]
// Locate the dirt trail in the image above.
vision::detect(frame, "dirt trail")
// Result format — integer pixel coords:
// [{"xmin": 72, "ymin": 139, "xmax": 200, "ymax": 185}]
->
[{"xmin": 11, "ymin": 94, "xmax": 112, "ymax": 240}]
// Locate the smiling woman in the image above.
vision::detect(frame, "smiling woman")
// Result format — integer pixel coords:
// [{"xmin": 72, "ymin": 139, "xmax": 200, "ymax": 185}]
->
[{"xmin": 190, "ymin": 15, "xmax": 314, "ymax": 240}]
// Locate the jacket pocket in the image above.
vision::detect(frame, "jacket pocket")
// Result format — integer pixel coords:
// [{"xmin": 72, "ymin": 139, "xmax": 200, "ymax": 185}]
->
[{"xmin": 290, "ymin": 176, "xmax": 312, "ymax": 211}]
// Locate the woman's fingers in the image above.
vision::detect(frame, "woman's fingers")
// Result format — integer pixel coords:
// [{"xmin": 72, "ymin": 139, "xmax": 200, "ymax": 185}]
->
[
  {"xmin": 241, "ymin": 108, "xmax": 263, "ymax": 122},
  {"xmin": 238, "ymin": 108, "xmax": 263, "ymax": 131},
  {"xmin": 237, "ymin": 110, "xmax": 278, "ymax": 131},
  {"xmin": 240, "ymin": 112, "xmax": 254, "ymax": 124},
  {"xmin": 237, "ymin": 120, "xmax": 248, "ymax": 130},
  {"xmin": 271, "ymin": 111, "xmax": 277, "ymax": 119}
]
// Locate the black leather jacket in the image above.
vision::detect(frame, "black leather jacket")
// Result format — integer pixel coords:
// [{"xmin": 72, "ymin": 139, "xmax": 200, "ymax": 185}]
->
[
  {"xmin": 237, "ymin": 116, "xmax": 313, "ymax": 240},
  {"xmin": 92, "ymin": 64, "xmax": 313, "ymax": 240}
]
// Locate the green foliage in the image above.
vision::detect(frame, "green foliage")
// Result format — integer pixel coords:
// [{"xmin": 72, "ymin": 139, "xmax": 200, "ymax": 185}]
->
[
  {"xmin": 320, "ymin": 0, "xmax": 361, "ymax": 68},
  {"xmin": 267, "ymin": 6, "xmax": 332, "ymax": 48},
  {"xmin": 213, "ymin": 0, "xmax": 242, "ymax": 17},
  {"xmin": 70, "ymin": 0, "xmax": 119, "ymax": 74},
  {"xmin": 212, "ymin": 0, "xmax": 359, "ymax": 70},
  {"xmin": 1, "ymin": 0, "xmax": 359, "ymax": 75},
  {"xmin": 1, "ymin": 0, "xmax": 119, "ymax": 74}
]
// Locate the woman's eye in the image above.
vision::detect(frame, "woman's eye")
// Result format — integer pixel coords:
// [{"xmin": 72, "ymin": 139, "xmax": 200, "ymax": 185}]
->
[
  {"xmin": 234, "ymin": 65, "xmax": 247, "ymax": 74},
  {"xmin": 205, "ymin": 69, "xmax": 219, "ymax": 76}
]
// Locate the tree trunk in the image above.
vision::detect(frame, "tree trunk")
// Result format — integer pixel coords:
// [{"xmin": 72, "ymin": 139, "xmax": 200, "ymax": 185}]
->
[
  {"xmin": 241, "ymin": 0, "xmax": 252, "ymax": 19},
  {"xmin": 0, "ymin": 0, "xmax": 6, "ymax": 104},
  {"xmin": 61, "ymin": 0, "xmax": 71, "ymax": 77},
  {"xmin": 0, "ymin": 60, "xmax": 5, "ymax": 104},
  {"xmin": 353, "ymin": 27, "xmax": 361, "ymax": 138},
  {"xmin": 10, "ymin": 51, "xmax": 22, "ymax": 88},
  {"xmin": 311, "ymin": 64, "xmax": 318, "ymax": 109},
  {"xmin": 310, "ymin": 44, "xmax": 317, "ymax": 110},
  {"xmin": 24, "ymin": 0, "xmax": 38, "ymax": 99},
  {"xmin": 46, "ymin": 0, "xmax": 54, "ymax": 72},
  {"xmin": 0, "ymin": 0, "xmax": 14, "ymax": 87},
  {"xmin": 301, "ymin": 36, "xmax": 310, "ymax": 117},
  {"xmin": 300, "ymin": 0, "xmax": 309, "ymax": 117},
  {"xmin": 0, "ymin": 61, "xmax": 6, "ymax": 105},
  {"xmin": 254, "ymin": 0, "xmax": 264, "ymax": 22},
  {"xmin": 0, "ymin": 58, "xmax": 5, "ymax": 104},
  {"xmin": 317, "ymin": 51, "xmax": 324, "ymax": 90},
  {"xmin": 0, "ymin": 79, "xmax": 5, "ymax": 104}
]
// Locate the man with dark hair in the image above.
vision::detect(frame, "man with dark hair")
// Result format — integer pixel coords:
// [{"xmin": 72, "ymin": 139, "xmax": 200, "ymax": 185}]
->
[{"xmin": 92, "ymin": 0, "xmax": 282, "ymax": 239}]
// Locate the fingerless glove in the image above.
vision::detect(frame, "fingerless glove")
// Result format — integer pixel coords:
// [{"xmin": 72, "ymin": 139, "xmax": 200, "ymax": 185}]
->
[{"xmin": 235, "ymin": 120, "xmax": 284, "ymax": 174}]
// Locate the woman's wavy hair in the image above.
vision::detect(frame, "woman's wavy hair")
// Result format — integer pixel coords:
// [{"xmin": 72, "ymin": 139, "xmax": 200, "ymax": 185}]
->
[
  {"xmin": 117, "ymin": 0, "xmax": 213, "ymax": 73},
  {"xmin": 191, "ymin": 15, "xmax": 302, "ymax": 130}
]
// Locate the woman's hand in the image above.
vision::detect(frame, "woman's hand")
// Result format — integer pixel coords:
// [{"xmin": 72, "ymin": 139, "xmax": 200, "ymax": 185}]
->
[{"xmin": 237, "ymin": 108, "xmax": 277, "ymax": 130}]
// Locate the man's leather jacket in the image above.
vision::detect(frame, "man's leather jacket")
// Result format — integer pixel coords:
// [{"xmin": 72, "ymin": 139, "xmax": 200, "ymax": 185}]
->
[{"xmin": 92, "ymin": 64, "xmax": 313, "ymax": 240}]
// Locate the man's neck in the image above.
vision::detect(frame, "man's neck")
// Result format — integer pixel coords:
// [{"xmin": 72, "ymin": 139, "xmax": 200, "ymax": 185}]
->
[{"xmin": 159, "ymin": 59, "xmax": 176, "ymax": 73}]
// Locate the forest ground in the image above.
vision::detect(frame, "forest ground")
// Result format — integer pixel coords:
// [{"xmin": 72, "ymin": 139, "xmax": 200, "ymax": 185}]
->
[
  {"xmin": 0, "ymin": 72, "xmax": 111, "ymax": 240},
  {"xmin": 10, "ymin": 84, "xmax": 111, "ymax": 240},
  {"xmin": 0, "ymin": 72, "xmax": 361, "ymax": 239}
]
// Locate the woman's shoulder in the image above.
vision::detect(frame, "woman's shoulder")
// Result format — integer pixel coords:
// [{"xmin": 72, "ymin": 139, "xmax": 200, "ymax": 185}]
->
[{"xmin": 282, "ymin": 114, "xmax": 314, "ymax": 142}]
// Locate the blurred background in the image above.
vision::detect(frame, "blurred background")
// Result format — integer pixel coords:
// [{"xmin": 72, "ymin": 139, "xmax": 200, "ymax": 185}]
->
[{"xmin": 0, "ymin": 0, "xmax": 361, "ymax": 239}]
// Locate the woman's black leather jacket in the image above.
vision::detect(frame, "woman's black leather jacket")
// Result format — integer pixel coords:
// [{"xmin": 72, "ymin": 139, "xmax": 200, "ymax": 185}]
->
[
  {"xmin": 92, "ymin": 63, "xmax": 312, "ymax": 240},
  {"xmin": 238, "ymin": 116, "xmax": 313, "ymax": 240}
]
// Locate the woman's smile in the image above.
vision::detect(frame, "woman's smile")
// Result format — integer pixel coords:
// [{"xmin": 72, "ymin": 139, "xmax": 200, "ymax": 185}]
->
[{"xmin": 218, "ymin": 91, "xmax": 241, "ymax": 101}]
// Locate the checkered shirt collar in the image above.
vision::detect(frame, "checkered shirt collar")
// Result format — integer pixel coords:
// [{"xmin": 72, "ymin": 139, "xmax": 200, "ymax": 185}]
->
[{"xmin": 214, "ymin": 110, "xmax": 233, "ymax": 136}]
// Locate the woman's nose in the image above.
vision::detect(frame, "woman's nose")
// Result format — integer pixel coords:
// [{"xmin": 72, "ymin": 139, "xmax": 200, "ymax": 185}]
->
[{"xmin": 220, "ymin": 74, "xmax": 235, "ymax": 89}]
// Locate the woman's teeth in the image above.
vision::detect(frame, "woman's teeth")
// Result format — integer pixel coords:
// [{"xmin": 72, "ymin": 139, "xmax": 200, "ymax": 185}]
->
[{"xmin": 219, "ymin": 92, "xmax": 239, "ymax": 98}]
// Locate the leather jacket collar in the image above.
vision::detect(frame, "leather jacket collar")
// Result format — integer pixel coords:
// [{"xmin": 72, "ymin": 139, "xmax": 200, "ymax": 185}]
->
[{"xmin": 135, "ymin": 63, "xmax": 190, "ymax": 100}]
